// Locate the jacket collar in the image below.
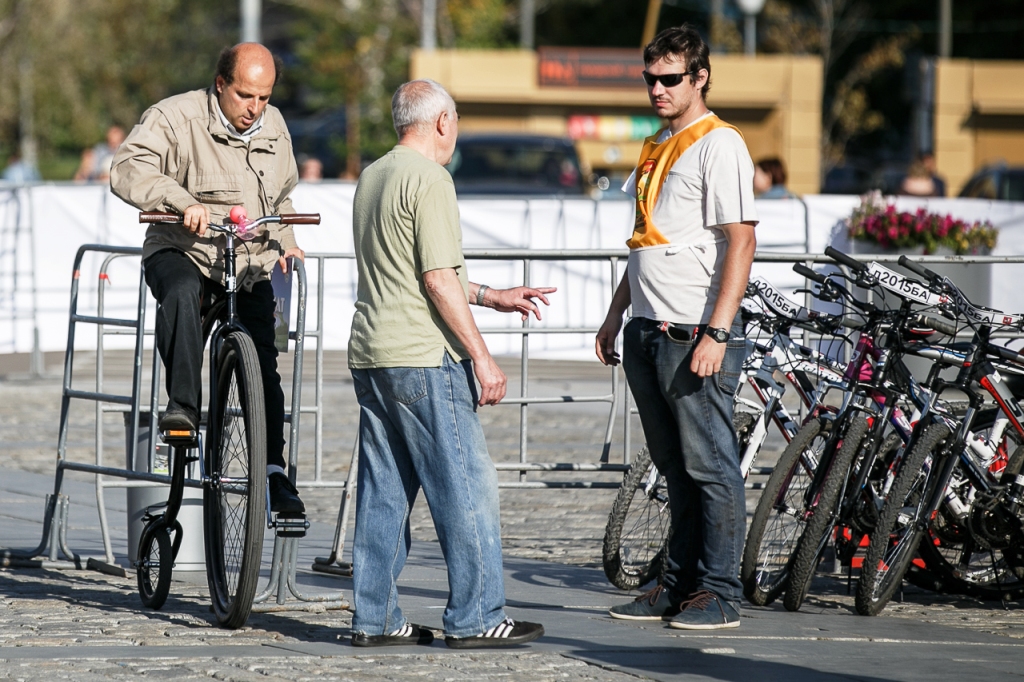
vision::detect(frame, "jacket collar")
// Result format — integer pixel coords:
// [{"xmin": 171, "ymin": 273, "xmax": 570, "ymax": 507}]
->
[{"xmin": 206, "ymin": 87, "xmax": 281, "ymax": 145}]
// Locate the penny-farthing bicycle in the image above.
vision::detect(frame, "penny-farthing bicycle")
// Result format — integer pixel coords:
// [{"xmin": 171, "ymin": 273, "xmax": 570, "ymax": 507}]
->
[{"xmin": 135, "ymin": 208, "xmax": 319, "ymax": 628}]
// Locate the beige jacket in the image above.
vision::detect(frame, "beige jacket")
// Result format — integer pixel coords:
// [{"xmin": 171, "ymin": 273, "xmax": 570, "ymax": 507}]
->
[{"xmin": 110, "ymin": 88, "xmax": 300, "ymax": 289}]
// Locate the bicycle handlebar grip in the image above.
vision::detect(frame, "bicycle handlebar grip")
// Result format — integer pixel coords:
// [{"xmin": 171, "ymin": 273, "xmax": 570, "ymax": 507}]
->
[
  {"xmin": 897, "ymin": 254, "xmax": 941, "ymax": 283},
  {"xmin": 911, "ymin": 313, "xmax": 958, "ymax": 337},
  {"xmin": 839, "ymin": 315, "xmax": 865, "ymax": 330},
  {"xmin": 824, "ymin": 246, "xmax": 867, "ymax": 272},
  {"xmin": 793, "ymin": 263, "xmax": 828, "ymax": 284},
  {"xmin": 139, "ymin": 211, "xmax": 181, "ymax": 223},
  {"xmin": 280, "ymin": 213, "xmax": 321, "ymax": 225}
]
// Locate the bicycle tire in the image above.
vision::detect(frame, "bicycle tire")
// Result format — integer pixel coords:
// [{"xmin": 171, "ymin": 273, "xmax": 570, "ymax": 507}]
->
[
  {"xmin": 741, "ymin": 417, "xmax": 828, "ymax": 606},
  {"xmin": 204, "ymin": 330, "xmax": 267, "ymax": 629},
  {"xmin": 602, "ymin": 411, "xmax": 757, "ymax": 591},
  {"xmin": 916, "ymin": 434, "xmax": 1024, "ymax": 601},
  {"xmin": 784, "ymin": 414, "xmax": 870, "ymax": 612},
  {"xmin": 856, "ymin": 422, "xmax": 951, "ymax": 616},
  {"xmin": 602, "ymin": 446, "xmax": 669, "ymax": 590},
  {"xmin": 137, "ymin": 524, "xmax": 172, "ymax": 610}
]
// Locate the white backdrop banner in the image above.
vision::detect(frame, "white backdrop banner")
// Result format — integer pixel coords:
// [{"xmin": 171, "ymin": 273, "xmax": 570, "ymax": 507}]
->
[{"xmin": 1, "ymin": 181, "xmax": 1022, "ymax": 360}]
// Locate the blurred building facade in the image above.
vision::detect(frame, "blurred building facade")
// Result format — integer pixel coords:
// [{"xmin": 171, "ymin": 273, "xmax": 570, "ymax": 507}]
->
[
  {"xmin": 411, "ymin": 48, "xmax": 823, "ymax": 195},
  {"xmin": 936, "ymin": 60, "xmax": 1024, "ymax": 196}
]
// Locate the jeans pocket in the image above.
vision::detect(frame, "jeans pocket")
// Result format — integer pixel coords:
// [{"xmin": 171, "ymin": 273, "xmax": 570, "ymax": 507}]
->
[
  {"xmin": 377, "ymin": 367, "xmax": 428, "ymax": 405},
  {"xmin": 665, "ymin": 325, "xmax": 694, "ymax": 347},
  {"xmin": 716, "ymin": 339, "xmax": 747, "ymax": 395}
]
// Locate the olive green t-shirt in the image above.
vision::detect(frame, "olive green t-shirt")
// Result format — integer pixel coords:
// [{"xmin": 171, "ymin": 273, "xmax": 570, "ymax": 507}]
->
[{"xmin": 348, "ymin": 145, "xmax": 470, "ymax": 368}]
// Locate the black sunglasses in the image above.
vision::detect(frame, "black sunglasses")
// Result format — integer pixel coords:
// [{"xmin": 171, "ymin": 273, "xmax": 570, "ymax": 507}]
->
[{"xmin": 641, "ymin": 70, "xmax": 696, "ymax": 88}]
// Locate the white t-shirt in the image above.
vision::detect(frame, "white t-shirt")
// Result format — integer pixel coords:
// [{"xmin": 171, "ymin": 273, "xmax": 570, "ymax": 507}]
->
[{"xmin": 623, "ymin": 112, "xmax": 758, "ymax": 325}]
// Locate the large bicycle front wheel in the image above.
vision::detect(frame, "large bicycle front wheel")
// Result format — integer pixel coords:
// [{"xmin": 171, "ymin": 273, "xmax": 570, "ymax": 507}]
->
[
  {"xmin": 602, "ymin": 446, "xmax": 669, "ymax": 590},
  {"xmin": 741, "ymin": 417, "xmax": 827, "ymax": 606},
  {"xmin": 204, "ymin": 330, "xmax": 267, "ymax": 629}
]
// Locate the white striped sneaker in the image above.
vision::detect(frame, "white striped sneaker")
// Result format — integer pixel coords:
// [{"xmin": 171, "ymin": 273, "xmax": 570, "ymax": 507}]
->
[{"xmin": 445, "ymin": 618, "xmax": 545, "ymax": 649}]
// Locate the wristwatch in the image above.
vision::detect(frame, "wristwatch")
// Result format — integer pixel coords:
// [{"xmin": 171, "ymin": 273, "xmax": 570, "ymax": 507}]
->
[{"xmin": 704, "ymin": 326, "xmax": 730, "ymax": 343}]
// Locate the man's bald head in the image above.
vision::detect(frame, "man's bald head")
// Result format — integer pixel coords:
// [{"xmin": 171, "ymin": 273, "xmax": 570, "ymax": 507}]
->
[
  {"xmin": 214, "ymin": 43, "xmax": 280, "ymax": 133},
  {"xmin": 215, "ymin": 43, "xmax": 282, "ymax": 87}
]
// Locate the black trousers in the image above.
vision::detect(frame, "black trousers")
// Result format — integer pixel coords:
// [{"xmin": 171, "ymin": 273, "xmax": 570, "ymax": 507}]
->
[{"xmin": 144, "ymin": 248, "xmax": 286, "ymax": 470}]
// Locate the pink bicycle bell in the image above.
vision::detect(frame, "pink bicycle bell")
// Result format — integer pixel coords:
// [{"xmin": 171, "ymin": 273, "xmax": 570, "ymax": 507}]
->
[{"xmin": 229, "ymin": 205, "xmax": 258, "ymax": 241}]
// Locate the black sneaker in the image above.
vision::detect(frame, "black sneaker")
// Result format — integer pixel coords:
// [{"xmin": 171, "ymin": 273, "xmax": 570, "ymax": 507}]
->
[
  {"xmin": 268, "ymin": 472, "xmax": 305, "ymax": 515},
  {"xmin": 351, "ymin": 623, "xmax": 435, "ymax": 647},
  {"xmin": 158, "ymin": 407, "xmax": 198, "ymax": 441},
  {"xmin": 608, "ymin": 584, "xmax": 681, "ymax": 621},
  {"xmin": 445, "ymin": 618, "xmax": 544, "ymax": 649}
]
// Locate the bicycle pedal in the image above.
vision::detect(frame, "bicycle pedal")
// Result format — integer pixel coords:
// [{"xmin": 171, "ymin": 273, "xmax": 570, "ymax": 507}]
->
[
  {"xmin": 161, "ymin": 429, "xmax": 198, "ymax": 446},
  {"xmin": 272, "ymin": 514, "xmax": 309, "ymax": 538}
]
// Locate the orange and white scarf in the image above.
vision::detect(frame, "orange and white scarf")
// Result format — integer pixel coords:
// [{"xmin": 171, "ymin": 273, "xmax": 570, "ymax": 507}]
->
[{"xmin": 627, "ymin": 115, "xmax": 740, "ymax": 249}]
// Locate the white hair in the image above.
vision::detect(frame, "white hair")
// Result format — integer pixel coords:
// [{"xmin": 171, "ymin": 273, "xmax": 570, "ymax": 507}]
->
[{"xmin": 391, "ymin": 79, "xmax": 457, "ymax": 137}]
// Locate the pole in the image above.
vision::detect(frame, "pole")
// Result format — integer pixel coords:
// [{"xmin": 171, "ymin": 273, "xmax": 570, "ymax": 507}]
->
[
  {"xmin": 642, "ymin": 0, "xmax": 662, "ymax": 47},
  {"xmin": 241, "ymin": 0, "xmax": 261, "ymax": 44},
  {"xmin": 744, "ymin": 14, "xmax": 756, "ymax": 56},
  {"xmin": 519, "ymin": 0, "xmax": 535, "ymax": 50},
  {"xmin": 710, "ymin": 0, "xmax": 725, "ymax": 53},
  {"xmin": 938, "ymin": 0, "xmax": 952, "ymax": 58},
  {"xmin": 421, "ymin": 0, "xmax": 437, "ymax": 50},
  {"xmin": 18, "ymin": 58, "xmax": 37, "ymax": 172}
]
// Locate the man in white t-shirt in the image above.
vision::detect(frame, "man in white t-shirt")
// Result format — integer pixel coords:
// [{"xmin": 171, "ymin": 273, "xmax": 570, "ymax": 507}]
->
[{"xmin": 596, "ymin": 24, "xmax": 757, "ymax": 630}]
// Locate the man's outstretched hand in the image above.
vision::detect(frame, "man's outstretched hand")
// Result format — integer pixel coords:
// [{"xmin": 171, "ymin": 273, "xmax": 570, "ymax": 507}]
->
[{"xmin": 486, "ymin": 286, "xmax": 557, "ymax": 320}]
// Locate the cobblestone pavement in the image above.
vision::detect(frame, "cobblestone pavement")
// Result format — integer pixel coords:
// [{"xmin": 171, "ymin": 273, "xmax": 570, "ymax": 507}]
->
[{"xmin": 4, "ymin": 353, "xmax": 1024, "ymax": 680}]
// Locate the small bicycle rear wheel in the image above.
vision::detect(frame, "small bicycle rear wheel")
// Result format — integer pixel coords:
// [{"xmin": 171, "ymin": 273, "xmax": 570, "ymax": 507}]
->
[
  {"xmin": 204, "ymin": 330, "xmax": 267, "ymax": 629},
  {"xmin": 137, "ymin": 524, "xmax": 172, "ymax": 610}
]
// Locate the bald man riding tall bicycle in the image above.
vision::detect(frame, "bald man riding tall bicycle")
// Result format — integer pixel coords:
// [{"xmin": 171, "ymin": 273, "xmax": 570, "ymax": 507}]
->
[{"xmin": 110, "ymin": 43, "xmax": 306, "ymax": 516}]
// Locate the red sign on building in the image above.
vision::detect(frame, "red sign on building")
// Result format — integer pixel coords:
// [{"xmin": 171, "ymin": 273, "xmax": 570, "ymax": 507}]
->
[{"xmin": 537, "ymin": 48, "xmax": 644, "ymax": 89}]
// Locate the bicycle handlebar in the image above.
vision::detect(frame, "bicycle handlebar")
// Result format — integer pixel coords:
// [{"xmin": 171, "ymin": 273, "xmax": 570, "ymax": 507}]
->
[
  {"xmin": 139, "ymin": 212, "xmax": 322, "ymax": 226},
  {"xmin": 793, "ymin": 263, "xmax": 828, "ymax": 284},
  {"xmin": 824, "ymin": 246, "xmax": 868, "ymax": 273},
  {"xmin": 897, "ymin": 255, "xmax": 941, "ymax": 285},
  {"xmin": 909, "ymin": 313, "xmax": 958, "ymax": 338}
]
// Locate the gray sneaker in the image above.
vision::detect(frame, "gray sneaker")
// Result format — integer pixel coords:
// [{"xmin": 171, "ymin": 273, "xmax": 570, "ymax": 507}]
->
[
  {"xmin": 668, "ymin": 589, "xmax": 740, "ymax": 630},
  {"xmin": 609, "ymin": 585, "xmax": 681, "ymax": 621}
]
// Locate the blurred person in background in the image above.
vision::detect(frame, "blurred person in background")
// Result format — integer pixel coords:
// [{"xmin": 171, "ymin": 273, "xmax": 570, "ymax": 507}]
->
[
  {"xmin": 109, "ymin": 42, "xmax": 306, "ymax": 516},
  {"xmin": 919, "ymin": 152, "xmax": 946, "ymax": 197},
  {"xmin": 1, "ymin": 152, "xmax": 41, "ymax": 183},
  {"xmin": 298, "ymin": 156, "xmax": 323, "ymax": 181},
  {"xmin": 900, "ymin": 160, "xmax": 937, "ymax": 196},
  {"xmin": 74, "ymin": 125, "xmax": 126, "ymax": 182},
  {"xmin": 755, "ymin": 157, "xmax": 796, "ymax": 198}
]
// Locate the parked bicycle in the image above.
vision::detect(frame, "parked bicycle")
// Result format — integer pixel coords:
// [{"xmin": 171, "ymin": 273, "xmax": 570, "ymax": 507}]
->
[
  {"xmin": 856, "ymin": 255, "xmax": 1024, "ymax": 615},
  {"xmin": 133, "ymin": 208, "xmax": 319, "ymax": 628}
]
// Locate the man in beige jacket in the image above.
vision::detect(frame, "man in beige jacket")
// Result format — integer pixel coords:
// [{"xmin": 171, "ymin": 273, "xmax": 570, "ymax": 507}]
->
[{"xmin": 110, "ymin": 43, "xmax": 305, "ymax": 514}]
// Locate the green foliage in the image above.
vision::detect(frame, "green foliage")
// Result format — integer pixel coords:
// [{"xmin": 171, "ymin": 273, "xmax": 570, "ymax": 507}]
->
[{"xmin": 0, "ymin": 0, "xmax": 234, "ymax": 178}]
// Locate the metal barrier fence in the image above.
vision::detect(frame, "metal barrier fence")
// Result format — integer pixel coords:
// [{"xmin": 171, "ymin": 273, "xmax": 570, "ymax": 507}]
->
[{"xmin": 5, "ymin": 247, "xmax": 1020, "ymax": 575}]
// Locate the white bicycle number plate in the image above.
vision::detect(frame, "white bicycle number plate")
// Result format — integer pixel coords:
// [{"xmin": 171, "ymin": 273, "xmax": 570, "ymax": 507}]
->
[
  {"xmin": 867, "ymin": 262, "xmax": 944, "ymax": 306},
  {"xmin": 751, "ymin": 277, "xmax": 811, "ymax": 321},
  {"xmin": 959, "ymin": 300, "xmax": 1023, "ymax": 327}
]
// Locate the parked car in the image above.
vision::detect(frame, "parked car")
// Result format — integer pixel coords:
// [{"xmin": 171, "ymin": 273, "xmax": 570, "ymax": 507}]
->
[
  {"xmin": 959, "ymin": 165, "xmax": 1024, "ymax": 201},
  {"xmin": 446, "ymin": 134, "xmax": 585, "ymax": 195}
]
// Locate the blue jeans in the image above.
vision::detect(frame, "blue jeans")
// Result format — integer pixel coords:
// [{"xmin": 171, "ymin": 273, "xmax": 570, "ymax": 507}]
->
[
  {"xmin": 350, "ymin": 353, "xmax": 507, "ymax": 637},
  {"xmin": 622, "ymin": 317, "xmax": 747, "ymax": 609}
]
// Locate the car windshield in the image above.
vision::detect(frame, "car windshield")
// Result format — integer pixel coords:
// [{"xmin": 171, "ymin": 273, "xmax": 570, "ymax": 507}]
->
[{"xmin": 447, "ymin": 139, "xmax": 583, "ymax": 195}]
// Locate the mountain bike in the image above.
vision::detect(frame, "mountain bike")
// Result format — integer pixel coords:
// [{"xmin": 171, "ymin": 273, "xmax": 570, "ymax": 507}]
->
[
  {"xmin": 779, "ymin": 249, "xmax": 969, "ymax": 611},
  {"xmin": 856, "ymin": 255, "xmax": 1024, "ymax": 615},
  {"xmin": 133, "ymin": 208, "xmax": 319, "ymax": 628}
]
